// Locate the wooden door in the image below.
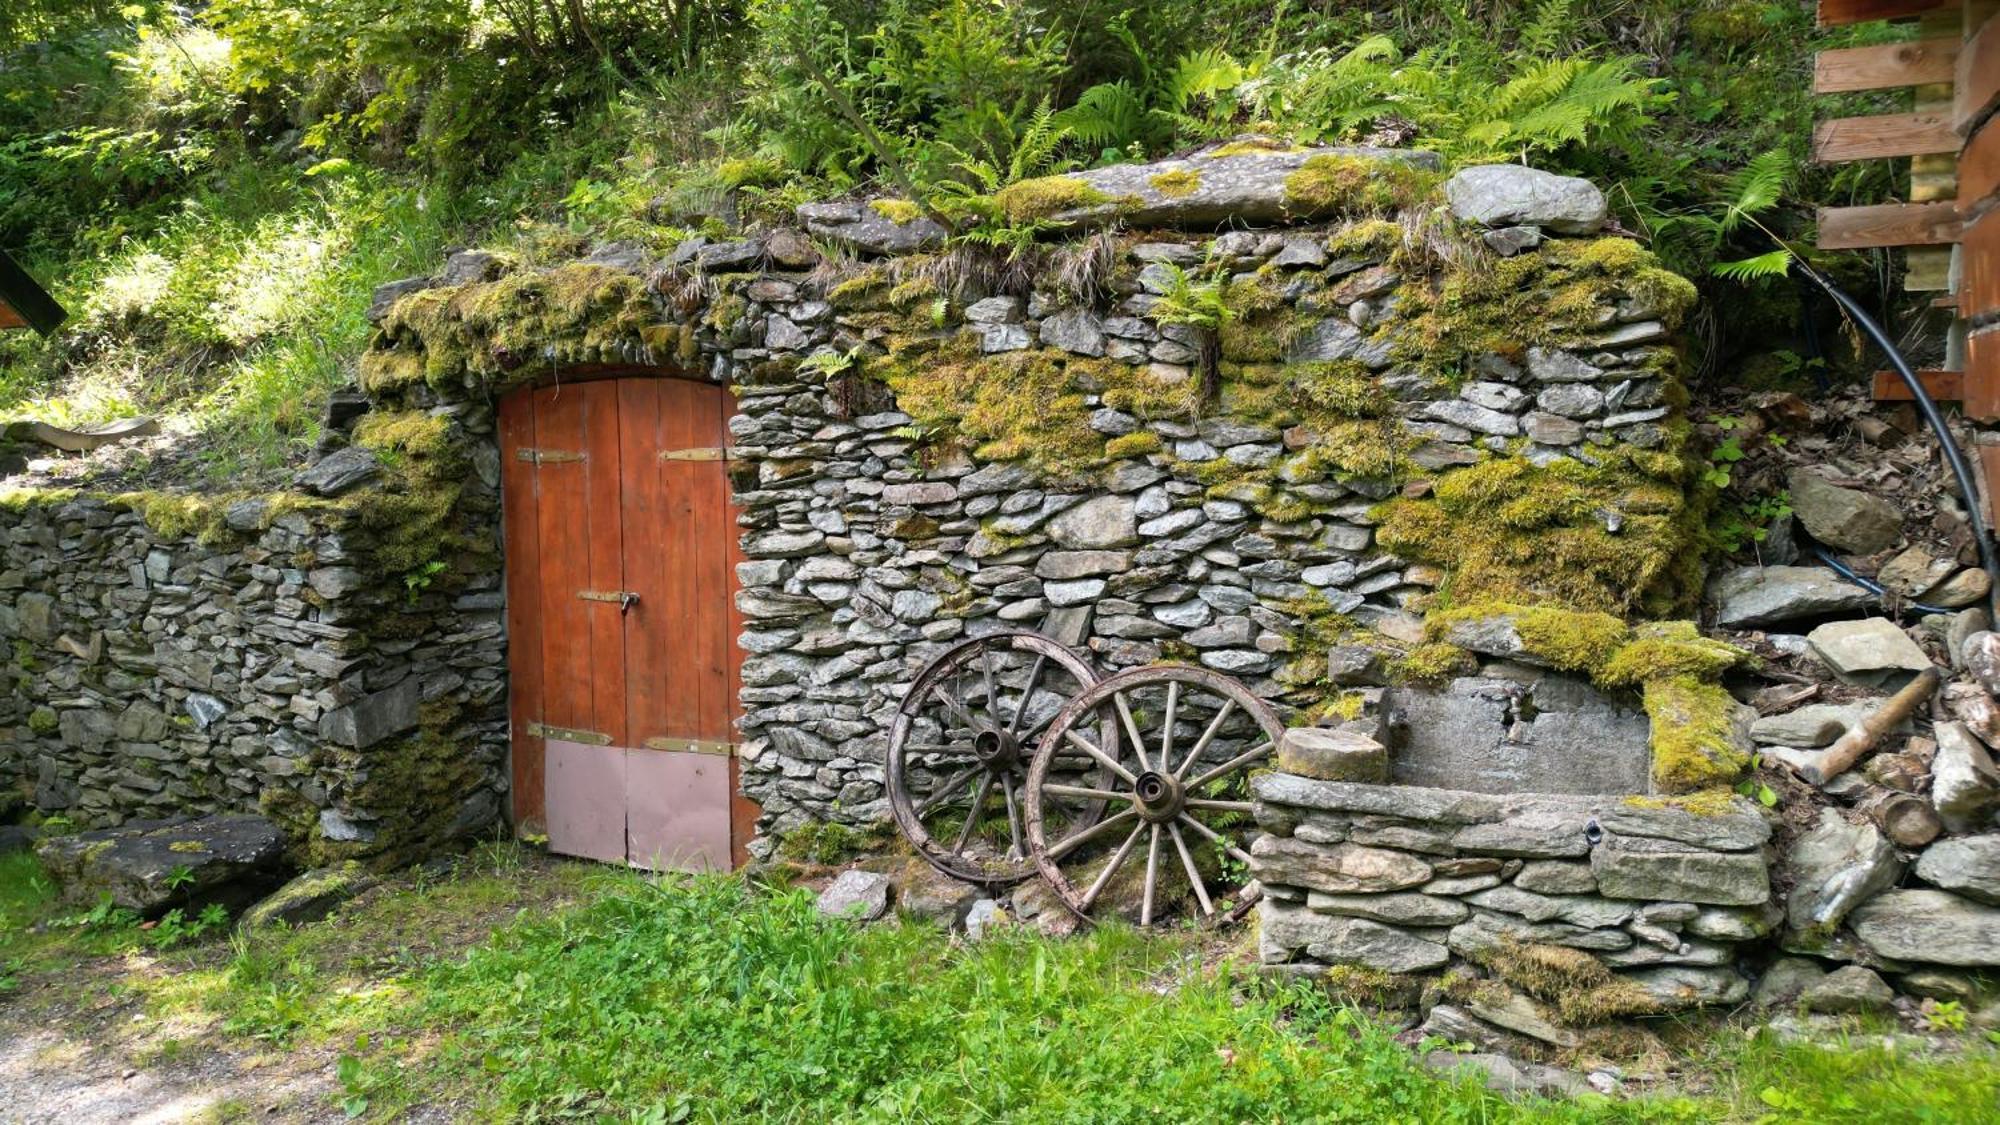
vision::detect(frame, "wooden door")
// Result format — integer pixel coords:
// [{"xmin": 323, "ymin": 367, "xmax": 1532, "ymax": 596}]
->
[{"xmin": 499, "ymin": 376, "xmax": 755, "ymax": 870}]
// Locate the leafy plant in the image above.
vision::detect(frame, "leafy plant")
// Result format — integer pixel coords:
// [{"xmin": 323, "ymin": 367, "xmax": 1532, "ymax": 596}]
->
[{"xmin": 405, "ymin": 559, "xmax": 448, "ymax": 604}]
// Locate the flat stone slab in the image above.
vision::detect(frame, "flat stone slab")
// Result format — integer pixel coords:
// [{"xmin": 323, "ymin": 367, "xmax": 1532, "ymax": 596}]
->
[
  {"xmin": 1807, "ymin": 618, "xmax": 1932, "ymax": 683},
  {"xmin": 35, "ymin": 814, "xmax": 287, "ymax": 914},
  {"xmin": 1849, "ymin": 889, "xmax": 2000, "ymax": 967},
  {"xmin": 1708, "ymin": 566, "xmax": 1875, "ymax": 629},
  {"xmin": 1384, "ymin": 675, "xmax": 1650, "ymax": 796}
]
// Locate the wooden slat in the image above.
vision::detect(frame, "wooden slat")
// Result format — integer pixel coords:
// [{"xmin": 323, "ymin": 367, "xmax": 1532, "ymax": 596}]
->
[
  {"xmin": 1872, "ymin": 368, "xmax": 1965, "ymax": 399},
  {"xmin": 581, "ymin": 381, "xmax": 628, "ymax": 747},
  {"xmin": 1965, "ymin": 325, "xmax": 2000, "ymax": 420},
  {"xmin": 619, "ymin": 378, "xmax": 670, "ymax": 754},
  {"xmin": 1957, "ymin": 11, "xmax": 2000, "ymax": 132},
  {"xmin": 533, "ymin": 385, "xmax": 596, "ymax": 751},
  {"xmin": 685, "ymin": 379, "xmax": 732, "ymax": 747},
  {"xmin": 1819, "ymin": 0, "xmax": 1961, "ymax": 25},
  {"xmin": 1816, "ymin": 38, "xmax": 1961, "ymax": 91},
  {"xmin": 1961, "ymin": 206, "xmax": 2000, "ymax": 313},
  {"xmin": 1815, "ymin": 111, "xmax": 1964, "ymax": 162},
  {"xmin": 1818, "ymin": 200, "xmax": 1965, "ymax": 247},
  {"xmin": 1960, "ymin": 107, "xmax": 2000, "ymax": 209},
  {"xmin": 500, "ymin": 392, "xmax": 547, "ymax": 832},
  {"xmin": 1981, "ymin": 443, "xmax": 2000, "ymax": 531}
]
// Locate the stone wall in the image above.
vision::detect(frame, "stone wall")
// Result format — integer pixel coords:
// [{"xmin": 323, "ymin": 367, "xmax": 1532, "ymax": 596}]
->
[
  {"xmin": 0, "ymin": 475, "xmax": 509, "ymax": 864},
  {"xmin": 1250, "ymin": 768, "xmax": 1772, "ymax": 1013}
]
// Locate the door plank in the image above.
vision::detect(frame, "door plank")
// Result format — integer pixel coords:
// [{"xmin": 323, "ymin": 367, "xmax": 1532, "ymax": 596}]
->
[
  {"xmin": 532, "ymin": 385, "xmax": 595, "ymax": 743},
  {"xmin": 1817, "ymin": 0, "xmax": 1959, "ymax": 26},
  {"xmin": 686, "ymin": 380, "xmax": 733, "ymax": 745},
  {"xmin": 1871, "ymin": 368, "xmax": 1965, "ymax": 400},
  {"xmin": 499, "ymin": 392, "xmax": 547, "ymax": 830},
  {"xmin": 1814, "ymin": 112, "xmax": 1963, "ymax": 162},
  {"xmin": 1816, "ymin": 38, "xmax": 1961, "ymax": 92},
  {"xmin": 581, "ymin": 381, "xmax": 630, "ymax": 747},
  {"xmin": 1958, "ymin": 11, "xmax": 2000, "ymax": 133},
  {"xmin": 618, "ymin": 379, "xmax": 669, "ymax": 754},
  {"xmin": 657, "ymin": 379, "xmax": 703, "ymax": 743}
]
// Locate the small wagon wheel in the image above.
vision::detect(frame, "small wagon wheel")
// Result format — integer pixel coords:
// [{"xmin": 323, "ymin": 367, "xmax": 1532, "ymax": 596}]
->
[
  {"xmin": 887, "ymin": 630, "xmax": 1115, "ymax": 886},
  {"xmin": 1023, "ymin": 665, "xmax": 1283, "ymax": 927}
]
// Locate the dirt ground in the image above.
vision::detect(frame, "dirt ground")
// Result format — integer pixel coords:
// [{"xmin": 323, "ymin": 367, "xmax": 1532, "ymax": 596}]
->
[{"xmin": 0, "ymin": 850, "xmax": 596, "ymax": 1124}]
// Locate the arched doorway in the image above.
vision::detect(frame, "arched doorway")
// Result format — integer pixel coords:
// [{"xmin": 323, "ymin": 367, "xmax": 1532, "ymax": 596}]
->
[{"xmin": 498, "ymin": 374, "xmax": 756, "ymax": 870}]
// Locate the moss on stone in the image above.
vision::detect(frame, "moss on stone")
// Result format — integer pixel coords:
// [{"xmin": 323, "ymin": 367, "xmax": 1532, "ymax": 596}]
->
[
  {"xmin": 869, "ymin": 198, "xmax": 924, "ymax": 224},
  {"xmin": 991, "ymin": 177, "xmax": 1126, "ymax": 223},
  {"xmin": 1283, "ymin": 155, "xmax": 1439, "ymax": 216},
  {"xmin": 27, "ymin": 707, "xmax": 58, "ymax": 735},
  {"xmin": 1643, "ymin": 675, "xmax": 1752, "ymax": 795},
  {"xmin": 1207, "ymin": 139, "xmax": 1306, "ymax": 158},
  {"xmin": 1104, "ymin": 431, "xmax": 1163, "ymax": 458},
  {"xmin": 1394, "ymin": 642, "xmax": 1474, "ymax": 683},
  {"xmin": 1479, "ymin": 942, "xmax": 1662, "ymax": 1025},
  {"xmin": 1597, "ymin": 621, "xmax": 1747, "ymax": 690},
  {"xmin": 1374, "ymin": 447, "xmax": 1705, "ymax": 619},
  {"xmin": 1149, "ymin": 168, "xmax": 1202, "ymax": 198},
  {"xmin": 1435, "ymin": 602, "xmax": 1630, "ymax": 675}
]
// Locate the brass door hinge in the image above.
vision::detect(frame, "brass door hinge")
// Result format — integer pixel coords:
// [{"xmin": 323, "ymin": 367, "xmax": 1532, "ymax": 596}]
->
[
  {"xmin": 658, "ymin": 447, "xmax": 735, "ymax": 462},
  {"xmin": 516, "ymin": 448, "xmax": 585, "ymax": 464},
  {"xmin": 526, "ymin": 721, "xmax": 611, "ymax": 745},
  {"xmin": 642, "ymin": 737, "xmax": 738, "ymax": 757}
]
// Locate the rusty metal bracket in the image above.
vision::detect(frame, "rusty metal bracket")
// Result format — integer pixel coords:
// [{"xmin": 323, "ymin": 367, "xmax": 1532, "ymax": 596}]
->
[
  {"xmin": 516, "ymin": 448, "xmax": 585, "ymax": 464},
  {"xmin": 642, "ymin": 737, "xmax": 738, "ymax": 757},
  {"xmin": 658, "ymin": 447, "xmax": 735, "ymax": 462},
  {"xmin": 578, "ymin": 590, "xmax": 641, "ymax": 614},
  {"xmin": 526, "ymin": 721, "xmax": 611, "ymax": 745}
]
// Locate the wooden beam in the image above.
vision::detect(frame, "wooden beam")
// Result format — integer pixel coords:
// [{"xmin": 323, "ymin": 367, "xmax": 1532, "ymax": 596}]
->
[
  {"xmin": 1960, "ymin": 109, "xmax": 2000, "ymax": 210},
  {"xmin": 1957, "ymin": 10, "xmax": 2000, "ymax": 132},
  {"xmin": 1967, "ymin": 325, "xmax": 2000, "ymax": 421},
  {"xmin": 1961, "ymin": 206, "xmax": 2000, "ymax": 314},
  {"xmin": 1815, "ymin": 111, "xmax": 1964, "ymax": 161},
  {"xmin": 1820, "ymin": 0, "xmax": 1961, "ymax": 25},
  {"xmin": 1817, "ymin": 38, "xmax": 1961, "ymax": 91},
  {"xmin": 1818, "ymin": 200, "xmax": 1965, "ymax": 248},
  {"xmin": 1873, "ymin": 368, "xmax": 1965, "ymax": 399}
]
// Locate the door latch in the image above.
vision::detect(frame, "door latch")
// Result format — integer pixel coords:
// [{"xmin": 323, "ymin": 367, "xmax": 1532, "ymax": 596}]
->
[{"xmin": 579, "ymin": 590, "xmax": 641, "ymax": 614}]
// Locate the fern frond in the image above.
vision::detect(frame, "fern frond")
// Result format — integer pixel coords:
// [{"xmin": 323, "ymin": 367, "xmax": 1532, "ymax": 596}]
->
[
  {"xmin": 1712, "ymin": 248, "xmax": 1793, "ymax": 281},
  {"xmin": 1054, "ymin": 81, "xmax": 1149, "ymax": 150},
  {"xmin": 1720, "ymin": 149, "xmax": 1791, "ymax": 232}
]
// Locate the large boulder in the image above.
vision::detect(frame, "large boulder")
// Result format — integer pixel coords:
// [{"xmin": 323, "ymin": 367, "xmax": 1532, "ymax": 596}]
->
[
  {"xmin": 1787, "ymin": 470, "xmax": 1902, "ymax": 554},
  {"xmin": 1443, "ymin": 164, "xmax": 1607, "ymax": 234},
  {"xmin": 35, "ymin": 814, "xmax": 288, "ymax": 914},
  {"xmin": 1709, "ymin": 565, "xmax": 1876, "ymax": 629},
  {"xmin": 1850, "ymin": 889, "xmax": 2000, "ymax": 967}
]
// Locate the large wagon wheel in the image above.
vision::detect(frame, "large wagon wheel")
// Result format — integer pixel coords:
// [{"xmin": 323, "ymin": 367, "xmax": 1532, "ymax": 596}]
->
[
  {"xmin": 887, "ymin": 630, "xmax": 1114, "ymax": 886},
  {"xmin": 1023, "ymin": 665, "xmax": 1283, "ymax": 927}
]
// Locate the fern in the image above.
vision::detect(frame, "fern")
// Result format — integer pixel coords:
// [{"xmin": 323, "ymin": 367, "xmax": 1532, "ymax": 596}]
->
[
  {"xmin": 1054, "ymin": 80, "xmax": 1150, "ymax": 150},
  {"xmin": 1719, "ymin": 149, "xmax": 1791, "ymax": 234},
  {"xmin": 1711, "ymin": 248, "xmax": 1793, "ymax": 281}
]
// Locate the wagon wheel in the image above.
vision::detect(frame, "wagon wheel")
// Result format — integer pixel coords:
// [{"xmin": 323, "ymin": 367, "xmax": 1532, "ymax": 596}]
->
[
  {"xmin": 887, "ymin": 630, "xmax": 1115, "ymax": 886},
  {"xmin": 1023, "ymin": 665, "xmax": 1284, "ymax": 927}
]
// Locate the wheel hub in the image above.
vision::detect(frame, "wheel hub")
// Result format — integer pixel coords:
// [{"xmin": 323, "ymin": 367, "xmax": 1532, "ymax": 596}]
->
[
  {"xmin": 1133, "ymin": 770, "xmax": 1184, "ymax": 823},
  {"xmin": 973, "ymin": 726, "xmax": 1021, "ymax": 772}
]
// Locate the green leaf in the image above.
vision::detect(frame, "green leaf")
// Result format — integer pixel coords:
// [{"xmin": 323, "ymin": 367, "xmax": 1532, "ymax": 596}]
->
[{"xmin": 1712, "ymin": 248, "xmax": 1793, "ymax": 281}]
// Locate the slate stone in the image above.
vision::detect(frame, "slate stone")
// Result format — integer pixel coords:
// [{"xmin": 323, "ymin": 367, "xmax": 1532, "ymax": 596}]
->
[
  {"xmin": 1386, "ymin": 677, "xmax": 1650, "ymax": 797},
  {"xmin": 1304, "ymin": 890, "xmax": 1469, "ymax": 926},
  {"xmin": 1249, "ymin": 835, "xmax": 1433, "ymax": 894},
  {"xmin": 240, "ymin": 862, "xmax": 378, "ymax": 929},
  {"xmin": 1931, "ymin": 721, "xmax": 2000, "ymax": 832},
  {"xmin": 1513, "ymin": 860, "xmax": 1597, "ymax": 895},
  {"xmin": 817, "ymin": 869, "xmax": 894, "ymax": 921},
  {"xmin": 1596, "ymin": 799, "xmax": 1770, "ymax": 851},
  {"xmin": 1788, "ymin": 470, "xmax": 1902, "ymax": 554},
  {"xmin": 1850, "ymin": 889, "xmax": 2000, "ymax": 966},
  {"xmin": 1446, "ymin": 911, "xmax": 1633, "ymax": 956},
  {"xmin": 1261, "ymin": 900, "xmax": 1450, "ymax": 972},
  {"xmin": 1784, "ymin": 809, "xmax": 1903, "ymax": 941},
  {"xmin": 1801, "ymin": 965, "xmax": 1895, "ymax": 1014},
  {"xmin": 1625, "ymin": 966, "xmax": 1750, "ymax": 1009},
  {"xmin": 36, "ymin": 814, "xmax": 287, "ymax": 914},
  {"xmin": 1751, "ymin": 956, "xmax": 1828, "ymax": 1009},
  {"xmin": 1465, "ymin": 885, "xmax": 1633, "ymax": 928},
  {"xmin": 1040, "ymin": 308, "xmax": 1106, "ymax": 356},
  {"xmin": 796, "ymin": 200, "xmax": 947, "ymax": 255},
  {"xmin": 295, "ymin": 446, "xmax": 382, "ymax": 497},
  {"xmin": 1590, "ymin": 835, "xmax": 1770, "ymax": 906},
  {"xmin": 1277, "ymin": 727, "xmax": 1388, "ymax": 783},
  {"xmin": 1914, "ymin": 834, "xmax": 2000, "ymax": 905},
  {"xmin": 1709, "ymin": 566, "xmax": 1876, "ymax": 628},
  {"xmin": 1805, "ymin": 618, "xmax": 1931, "ymax": 683},
  {"xmin": 1046, "ymin": 495, "xmax": 1138, "ymax": 549},
  {"xmin": 1752, "ymin": 702, "xmax": 1873, "ymax": 748},
  {"xmin": 318, "ymin": 677, "xmax": 421, "ymax": 750},
  {"xmin": 1252, "ymin": 773, "xmax": 1502, "ymax": 824}
]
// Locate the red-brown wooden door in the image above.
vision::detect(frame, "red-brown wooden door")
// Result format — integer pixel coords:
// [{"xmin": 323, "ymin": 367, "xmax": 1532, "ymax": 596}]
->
[{"xmin": 499, "ymin": 376, "xmax": 755, "ymax": 870}]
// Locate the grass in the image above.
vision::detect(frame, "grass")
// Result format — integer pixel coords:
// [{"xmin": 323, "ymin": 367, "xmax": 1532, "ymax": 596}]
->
[{"xmin": 2, "ymin": 847, "xmax": 1997, "ymax": 1122}]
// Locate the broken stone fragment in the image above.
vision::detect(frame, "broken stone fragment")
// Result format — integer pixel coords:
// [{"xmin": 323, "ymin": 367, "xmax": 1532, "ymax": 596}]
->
[
  {"xmin": 1913, "ymin": 834, "xmax": 2000, "ymax": 906},
  {"xmin": 1443, "ymin": 164, "xmax": 1607, "ymax": 234},
  {"xmin": 35, "ymin": 814, "xmax": 287, "ymax": 914},
  {"xmin": 1787, "ymin": 469, "xmax": 1903, "ymax": 555},
  {"xmin": 1932, "ymin": 721, "xmax": 2000, "ymax": 833},
  {"xmin": 1805, "ymin": 618, "xmax": 1932, "ymax": 687},
  {"xmin": 816, "ymin": 868, "xmax": 893, "ymax": 921},
  {"xmin": 294, "ymin": 445, "xmax": 382, "ymax": 497},
  {"xmin": 1275, "ymin": 727, "xmax": 1388, "ymax": 783},
  {"xmin": 1708, "ymin": 565, "xmax": 1875, "ymax": 628},
  {"xmin": 1783, "ymin": 808, "xmax": 1904, "ymax": 944}
]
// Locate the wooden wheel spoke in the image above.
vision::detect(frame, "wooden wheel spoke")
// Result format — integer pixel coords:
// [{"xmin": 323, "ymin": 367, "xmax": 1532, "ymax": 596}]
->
[
  {"xmin": 1186, "ymin": 740, "xmax": 1273, "ymax": 791},
  {"xmin": 1140, "ymin": 825, "xmax": 1162, "ymax": 927},
  {"xmin": 1173, "ymin": 699, "xmax": 1237, "ymax": 779},
  {"xmin": 1045, "ymin": 807, "xmax": 1137, "ymax": 861},
  {"xmin": 980, "ymin": 643, "xmax": 999, "ymax": 724},
  {"xmin": 1040, "ymin": 783, "xmax": 1127, "ymax": 802},
  {"xmin": 1002, "ymin": 774, "xmax": 1024, "ymax": 860},
  {"xmin": 1063, "ymin": 728, "xmax": 1138, "ymax": 785},
  {"xmin": 1079, "ymin": 823, "xmax": 1146, "ymax": 913},
  {"xmin": 1177, "ymin": 812, "xmax": 1253, "ymax": 867},
  {"xmin": 1114, "ymin": 691, "xmax": 1150, "ymax": 772},
  {"xmin": 952, "ymin": 774, "xmax": 996, "ymax": 854},
  {"xmin": 914, "ymin": 764, "xmax": 984, "ymax": 817},
  {"xmin": 929, "ymin": 685, "xmax": 975, "ymax": 730},
  {"xmin": 1169, "ymin": 824, "xmax": 1213, "ymax": 917},
  {"xmin": 1008, "ymin": 654, "xmax": 1047, "ymax": 737},
  {"xmin": 1158, "ymin": 681, "xmax": 1179, "ymax": 775}
]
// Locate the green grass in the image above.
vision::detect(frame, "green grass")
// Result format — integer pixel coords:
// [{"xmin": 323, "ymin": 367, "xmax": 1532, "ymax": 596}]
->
[{"xmin": 3, "ymin": 850, "xmax": 1997, "ymax": 1122}]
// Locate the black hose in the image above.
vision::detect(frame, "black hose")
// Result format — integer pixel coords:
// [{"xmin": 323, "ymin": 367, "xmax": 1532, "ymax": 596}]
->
[
  {"xmin": 1789, "ymin": 260, "xmax": 2000, "ymax": 626},
  {"xmin": 1812, "ymin": 546, "xmax": 1955, "ymax": 617}
]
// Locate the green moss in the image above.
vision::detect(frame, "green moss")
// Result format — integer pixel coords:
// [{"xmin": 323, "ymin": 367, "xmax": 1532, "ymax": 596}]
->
[
  {"xmin": 1620, "ymin": 789, "xmax": 1738, "ymax": 817},
  {"xmin": 1207, "ymin": 139, "xmax": 1306, "ymax": 158},
  {"xmin": 777, "ymin": 820, "xmax": 893, "ymax": 865},
  {"xmin": 1435, "ymin": 602, "xmax": 1630, "ymax": 675},
  {"xmin": 1104, "ymin": 431, "xmax": 1163, "ymax": 459},
  {"xmin": 1149, "ymin": 169, "xmax": 1202, "ymax": 199},
  {"xmin": 1477, "ymin": 942, "xmax": 1662, "ymax": 1025},
  {"xmin": 1374, "ymin": 447, "xmax": 1706, "ymax": 618},
  {"xmin": 991, "ymin": 177, "xmax": 1123, "ymax": 222},
  {"xmin": 1643, "ymin": 676, "xmax": 1752, "ymax": 795},
  {"xmin": 869, "ymin": 198, "xmax": 925, "ymax": 224},
  {"xmin": 1283, "ymin": 155, "xmax": 1438, "ymax": 216},
  {"xmin": 27, "ymin": 707, "xmax": 58, "ymax": 735},
  {"xmin": 827, "ymin": 268, "xmax": 890, "ymax": 307},
  {"xmin": 1597, "ymin": 622, "xmax": 1747, "ymax": 690},
  {"xmin": 353, "ymin": 410, "xmax": 452, "ymax": 460},
  {"xmin": 1394, "ymin": 642, "xmax": 1474, "ymax": 683},
  {"xmin": 1325, "ymin": 220, "xmax": 1404, "ymax": 258}
]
